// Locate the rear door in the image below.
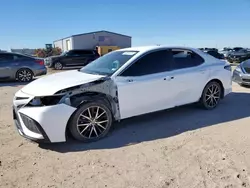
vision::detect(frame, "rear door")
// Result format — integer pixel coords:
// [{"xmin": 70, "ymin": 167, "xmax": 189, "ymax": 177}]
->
[
  {"xmin": 85, "ymin": 50, "xmax": 99, "ymax": 64},
  {"xmin": 78, "ymin": 50, "xmax": 97, "ymax": 66},
  {"xmin": 77, "ymin": 50, "xmax": 92, "ymax": 66},
  {"xmin": 60, "ymin": 50, "xmax": 79, "ymax": 66},
  {"xmin": 0, "ymin": 53, "xmax": 14, "ymax": 78},
  {"xmin": 169, "ymin": 49, "xmax": 210, "ymax": 106}
]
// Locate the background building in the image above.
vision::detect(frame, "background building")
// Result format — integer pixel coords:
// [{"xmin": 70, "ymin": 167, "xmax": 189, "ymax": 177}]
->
[{"xmin": 53, "ymin": 30, "xmax": 132, "ymax": 52}]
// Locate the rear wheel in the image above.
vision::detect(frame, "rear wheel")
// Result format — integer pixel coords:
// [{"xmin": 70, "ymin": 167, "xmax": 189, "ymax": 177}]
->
[
  {"xmin": 54, "ymin": 62, "xmax": 63, "ymax": 70},
  {"xmin": 200, "ymin": 81, "xmax": 222, "ymax": 110},
  {"xmin": 16, "ymin": 68, "xmax": 33, "ymax": 82},
  {"xmin": 69, "ymin": 101, "xmax": 113, "ymax": 142}
]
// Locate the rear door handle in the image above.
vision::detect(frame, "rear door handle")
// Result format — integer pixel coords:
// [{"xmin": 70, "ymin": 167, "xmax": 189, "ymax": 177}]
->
[{"xmin": 126, "ymin": 79, "xmax": 134, "ymax": 82}]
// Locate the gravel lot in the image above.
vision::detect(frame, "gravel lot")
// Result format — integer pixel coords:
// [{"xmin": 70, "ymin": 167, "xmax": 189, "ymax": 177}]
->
[{"xmin": 1, "ymin": 73, "xmax": 250, "ymax": 188}]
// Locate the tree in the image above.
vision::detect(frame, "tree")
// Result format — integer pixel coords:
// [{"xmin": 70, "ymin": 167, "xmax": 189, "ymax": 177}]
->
[{"xmin": 35, "ymin": 47, "xmax": 62, "ymax": 58}]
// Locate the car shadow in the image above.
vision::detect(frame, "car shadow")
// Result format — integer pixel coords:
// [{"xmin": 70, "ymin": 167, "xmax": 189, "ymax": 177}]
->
[
  {"xmin": 0, "ymin": 78, "xmax": 37, "ymax": 87},
  {"xmin": 0, "ymin": 81, "xmax": 27, "ymax": 87},
  {"xmin": 39, "ymin": 92, "xmax": 250, "ymax": 153}
]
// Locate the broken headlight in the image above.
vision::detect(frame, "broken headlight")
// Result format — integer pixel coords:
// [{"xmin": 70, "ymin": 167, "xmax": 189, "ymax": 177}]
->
[{"xmin": 28, "ymin": 95, "xmax": 65, "ymax": 107}]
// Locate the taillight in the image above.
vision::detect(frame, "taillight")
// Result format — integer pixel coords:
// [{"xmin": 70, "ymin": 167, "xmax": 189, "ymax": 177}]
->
[{"xmin": 35, "ymin": 60, "xmax": 44, "ymax": 65}]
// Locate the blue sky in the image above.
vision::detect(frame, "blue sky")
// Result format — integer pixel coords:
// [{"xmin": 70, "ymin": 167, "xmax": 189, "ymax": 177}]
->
[{"xmin": 0, "ymin": 0, "xmax": 250, "ymax": 50}]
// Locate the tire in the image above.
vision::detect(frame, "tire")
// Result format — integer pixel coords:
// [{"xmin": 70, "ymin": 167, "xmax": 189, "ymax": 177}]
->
[
  {"xmin": 200, "ymin": 81, "xmax": 222, "ymax": 110},
  {"xmin": 68, "ymin": 101, "xmax": 113, "ymax": 142},
  {"xmin": 54, "ymin": 62, "xmax": 63, "ymax": 70},
  {"xmin": 16, "ymin": 68, "xmax": 33, "ymax": 82}
]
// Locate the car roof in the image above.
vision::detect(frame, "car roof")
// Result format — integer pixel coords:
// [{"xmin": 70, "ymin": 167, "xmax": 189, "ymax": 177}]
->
[
  {"xmin": 0, "ymin": 52, "xmax": 28, "ymax": 55},
  {"xmin": 117, "ymin": 45, "xmax": 200, "ymax": 53}
]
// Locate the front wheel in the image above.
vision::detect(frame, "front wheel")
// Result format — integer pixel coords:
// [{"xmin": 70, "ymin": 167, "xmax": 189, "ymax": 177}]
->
[
  {"xmin": 54, "ymin": 62, "xmax": 63, "ymax": 70},
  {"xmin": 69, "ymin": 101, "xmax": 113, "ymax": 142},
  {"xmin": 200, "ymin": 81, "xmax": 222, "ymax": 110}
]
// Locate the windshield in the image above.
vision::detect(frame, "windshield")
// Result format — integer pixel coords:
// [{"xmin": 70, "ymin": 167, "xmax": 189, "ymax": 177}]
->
[
  {"xmin": 61, "ymin": 51, "xmax": 68, "ymax": 56},
  {"xmin": 80, "ymin": 50, "xmax": 138, "ymax": 76}
]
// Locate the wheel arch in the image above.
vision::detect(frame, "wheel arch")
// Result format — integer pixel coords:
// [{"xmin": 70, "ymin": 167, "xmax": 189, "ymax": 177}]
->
[
  {"xmin": 204, "ymin": 78, "xmax": 225, "ymax": 99},
  {"xmin": 65, "ymin": 91, "xmax": 118, "ymax": 140},
  {"xmin": 53, "ymin": 60, "xmax": 64, "ymax": 69},
  {"xmin": 15, "ymin": 67, "xmax": 34, "ymax": 80}
]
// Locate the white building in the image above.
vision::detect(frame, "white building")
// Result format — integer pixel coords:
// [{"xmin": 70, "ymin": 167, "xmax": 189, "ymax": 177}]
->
[{"xmin": 53, "ymin": 30, "xmax": 132, "ymax": 52}]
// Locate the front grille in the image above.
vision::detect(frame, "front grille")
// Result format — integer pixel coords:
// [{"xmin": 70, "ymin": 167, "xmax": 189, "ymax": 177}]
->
[
  {"xmin": 19, "ymin": 113, "xmax": 41, "ymax": 134},
  {"xmin": 242, "ymin": 79, "xmax": 250, "ymax": 82},
  {"xmin": 243, "ymin": 67, "xmax": 250, "ymax": 74}
]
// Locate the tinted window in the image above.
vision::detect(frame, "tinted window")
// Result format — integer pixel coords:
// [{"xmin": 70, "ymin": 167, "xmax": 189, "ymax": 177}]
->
[
  {"xmin": 13, "ymin": 54, "xmax": 33, "ymax": 61},
  {"xmin": 83, "ymin": 50, "xmax": 94, "ymax": 55},
  {"xmin": 233, "ymin": 47, "xmax": 243, "ymax": 51},
  {"xmin": 207, "ymin": 51, "xmax": 217, "ymax": 56},
  {"xmin": 67, "ymin": 50, "xmax": 80, "ymax": 56},
  {"xmin": 206, "ymin": 51, "xmax": 224, "ymax": 59},
  {"xmin": 172, "ymin": 49, "xmax": 204, "ymax": 69},
  {"xmin": 0, "ymin": 54, "xmax": 14, "ymax": 62},
  {"xmin": 121, "ymin": 50, "xmax": 172, "ymax": 76},
  {"xmin": 70, "ymin": 50, "xmax": 95, "ymax": 56}
]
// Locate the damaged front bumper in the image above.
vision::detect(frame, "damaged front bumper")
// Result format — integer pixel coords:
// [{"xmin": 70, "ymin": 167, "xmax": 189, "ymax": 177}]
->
[{"xmin": 13, "ymin": 90, "xmax": 76, "ymax": 143}]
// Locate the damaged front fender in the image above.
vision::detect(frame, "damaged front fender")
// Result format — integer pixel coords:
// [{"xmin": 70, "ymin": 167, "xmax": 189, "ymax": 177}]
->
[{"xmin": 57, "ymin": 77, "xmax": 121, "ymax": 120}]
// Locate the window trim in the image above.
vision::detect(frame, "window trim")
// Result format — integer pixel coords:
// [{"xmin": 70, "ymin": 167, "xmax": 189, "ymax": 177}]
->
[{"xmin": 117, "ymin": 48, "xmax": 173, "ymax": 77}]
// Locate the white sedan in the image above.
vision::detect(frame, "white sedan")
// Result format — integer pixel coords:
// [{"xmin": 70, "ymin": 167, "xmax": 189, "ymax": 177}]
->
[{"xmin": 13, "ymin": 46, "xmax": 232, "ymax": 143}]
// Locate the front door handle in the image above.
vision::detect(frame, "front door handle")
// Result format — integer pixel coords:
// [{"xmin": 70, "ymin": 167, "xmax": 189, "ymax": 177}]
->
[{"xmin": 164, "ymin": 76, "xmax": 174, "ymax": 81}]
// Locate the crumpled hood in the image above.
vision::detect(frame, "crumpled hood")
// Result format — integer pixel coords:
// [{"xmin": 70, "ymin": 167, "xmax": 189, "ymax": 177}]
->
[{"xmin": 21, "ymin": 70, "xmax": 105, "ymax": 96}]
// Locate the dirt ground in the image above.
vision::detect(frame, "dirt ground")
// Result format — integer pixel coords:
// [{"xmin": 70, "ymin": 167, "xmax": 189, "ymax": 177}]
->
[{"xmin": 1, "ymin": 74, "xmax": 250, "ymax": 188}]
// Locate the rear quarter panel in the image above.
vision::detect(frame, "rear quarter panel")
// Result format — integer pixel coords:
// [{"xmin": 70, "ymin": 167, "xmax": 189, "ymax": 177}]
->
[
  {"xmin": 196, "ymin": 50, "xmax": 232, "ymax": 96},
  {"xmin": 207, "ymin": 60, "xmax": 232, "ymax": 96},
  {"xmin": 10, "ymin": 60, "xmax": 46, "ymax": 78}
]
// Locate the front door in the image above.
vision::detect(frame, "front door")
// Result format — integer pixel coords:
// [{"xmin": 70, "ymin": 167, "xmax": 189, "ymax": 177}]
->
[{"xmin": 115, "ymin": 49, "xmax": 175, "ymax": 119}]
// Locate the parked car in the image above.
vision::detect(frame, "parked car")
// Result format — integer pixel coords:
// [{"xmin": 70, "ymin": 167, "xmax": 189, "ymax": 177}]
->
[
  {"xmin": 219, "ymin": 48, "xmax": 233, "ymax": 58},
  {"xmin": 13, "ymin": 46, "xmax": 232, "ymax": 143},
  {"xmin": 199, "ymin": 48, "xmax": 218, "ymax": 52},
  {"xmin": 204, "ymin": 50, "xmax": 225, "ymax": 59},
  {"xmin": 0, "ymin": 52, "xmax": 47, "ymax": 82},
  {"xmin": 232, "ymin": 59, "xmax": 250, "ymax": 86},
  {"xmin": 227, "ymin": 49, "xmax": 250, "ymax": 63},
  {"xmin": 44, "ymin": 49, "xmax": 100, "ymax": 70},
  {"xmin": 232, "ymin": 47, "xmax": 244, "ymax": 51}
]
